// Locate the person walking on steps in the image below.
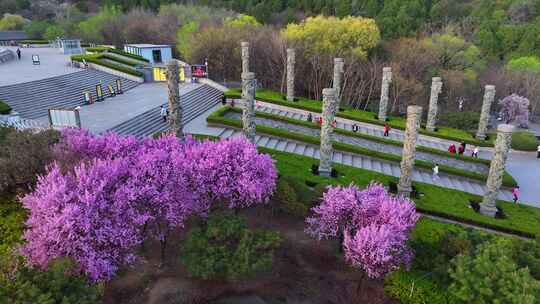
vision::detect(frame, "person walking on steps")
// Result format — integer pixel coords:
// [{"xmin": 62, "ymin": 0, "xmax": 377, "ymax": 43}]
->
[
  {"xmin": 16, "ymin": 48, "xmax": 21, "ymax": 60},
  {"xmin": 352, "ymin": 124, "xmax": 359, "ymax": 132},
  {"xmin": 432, "ymin": 163, "xmax": 439, "ymax": 180},
  {"xmin": 221, "ymin": 95, "xmax": 227, "ymax": 105},
  {"xmin": 448, "ymin": 144, "xmax": 456, "ymax": 157},
  {"xmin": 307, "ymin": 113, "xmax": 312, "ymax": 122},
  {"xmin": 472, "ymin": 146, "xmax": 479, "ymax": 158},
  {"xmin": 512, "ymin": 186, "xmax": 520, "ymax": 204},
  {"xmin": 160, "ymin": 105, "xmax": 167, "ymax": 123},
  {"xmin": 537, "ymin": 144, "xmax": 540, "ymax": 158},
  {"xmin": 384, "ymin": 123, "xmax": 391, "ymax": 137}
]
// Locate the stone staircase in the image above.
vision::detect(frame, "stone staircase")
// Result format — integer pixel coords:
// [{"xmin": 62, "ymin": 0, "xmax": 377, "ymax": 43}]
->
[
  {"xmin": 0, "ymin": 69, "xmax": 140, "ymax": 119},
  {"xmin": 253, "ymin": 102, "xmax": 479, "ymax": 155},
  {"xmin": 108, "ymin": 84, "xmax": 223, "ymax": 137},
  {"xmin": 217, "ymin": 127, "xmax": 514, "ymax": 201}
]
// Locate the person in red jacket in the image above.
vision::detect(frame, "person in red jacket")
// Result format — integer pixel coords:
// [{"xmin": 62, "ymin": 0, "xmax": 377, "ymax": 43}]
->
[
  {"xmin": 448, "ymin": 144, "xmax": 456, "ymax": 155},
  {"xmin": 383, "ymin": 123, "xmax": 391, "ymax": 137}
]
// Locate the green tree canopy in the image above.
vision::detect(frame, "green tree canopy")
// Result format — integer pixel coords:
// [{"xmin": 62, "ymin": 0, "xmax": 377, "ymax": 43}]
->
[
  {"xmin": 0, "ymin": 13, "xmax": 27, "ymax": 31},
  {"xmin": 507, "ymin": 56, "xmax": 540, "ymax": 74},
  {"xmin": 282, "ymin": 15, "xmax": 380, "ymax": 58}
]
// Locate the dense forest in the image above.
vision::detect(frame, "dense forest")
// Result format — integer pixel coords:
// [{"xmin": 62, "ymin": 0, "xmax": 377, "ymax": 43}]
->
[{"xmin": 1, "ymin": 0, "xmax": 540, "ymax": 118}]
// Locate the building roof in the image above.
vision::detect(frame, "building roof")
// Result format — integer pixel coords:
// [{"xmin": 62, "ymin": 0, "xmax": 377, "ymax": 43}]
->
[
  {"xmin": 125, "ymin": 44, "xmax": 171, "ymax": 49},
  {"xmin": 0, "ymin": 31, "xmax": 28, "ymax": 41}
]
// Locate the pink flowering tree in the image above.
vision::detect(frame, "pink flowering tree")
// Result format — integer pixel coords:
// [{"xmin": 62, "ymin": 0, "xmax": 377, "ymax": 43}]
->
[
  {"xmin": 499, "ymin": 94, "xmax": 530, "ymax": 128},
  {"xmin": 306, "ymin": 183, "xmax": 419, "ymax": 279},
  {"xmin": 21, "ymin": 159, "xmax": 146, "ymax": 282},
  {"xmin": 22, "ymin": 131, "xmax": 278, "ymax": 281},
  {"xmin": 180, "ymin": 136, "xmax": 278, "ymax": 214}
]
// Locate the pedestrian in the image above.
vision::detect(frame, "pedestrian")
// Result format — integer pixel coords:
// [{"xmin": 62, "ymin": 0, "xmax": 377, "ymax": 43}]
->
[
  {"xmin": 160, "ymin": 105, "xmax": 167, "ymax": 122},
  {"xmin": 383, "ymin": 123, "xmax": 391, "ymax": 137},
  {"xmin": 231, "ymin": 99, "xmax": 235, "ymax": 108},
  {"xmin": 221, "ymin": 95, "xmax": 227, "ymax": 105},
  {"xmin": 458, "ymin": 143, "xmax": 465, "ymax": 155},
  {"xmin": 472, "ymin": 146, "xmax": 479, "ymax": 158},
  {"xmin": 307, "ymin": 113, "xmax": 312, "ymax": 122},
  {"xmin": 512, "ymin": 186, "xmax": 520, "ymax": 204},
  {"xmin": 16, "ymin": 48, "xmax": 21, "ymax": 60},
  {"xmin": 352, "ymin": 124, "xmax": 359, "ymax": 132},
  {"xmin": 537, "ymin": 144, "xmax": 540, "ymax": 159},
  {"xmin": 448, "ymin": 144, "xmax": 456, "ymax": 155},
  {"xmin": 332, "ymin": 119, "xmax": 337, "ymax": 127},
  {"xmin": 432, "ymin": 163, "xmax": 439, "ymax": 180},
  {"xmin": 458, "ymin": 98, "xmax": 464, "ymax": 112}
]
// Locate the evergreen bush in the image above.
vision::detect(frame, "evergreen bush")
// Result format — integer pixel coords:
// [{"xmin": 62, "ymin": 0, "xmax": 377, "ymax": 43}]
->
[
  {"xmin": 182, "ymin": 213, "xmax": 281, "ymax": 281},
  {"xmin": 439, "ymin": 112, "xmax": 480, "ymax": 130},
  {"xmin": 0, "ymin": 100, "xmax": 11, "ymax": 115},
  {"xmin": 511, "ymin": 131, "xmax": 539, "ymax": 151}
]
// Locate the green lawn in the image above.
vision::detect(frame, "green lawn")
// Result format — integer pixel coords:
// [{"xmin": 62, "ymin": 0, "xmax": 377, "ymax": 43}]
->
[
  {"xmin": 209, "ymin": 107, "xmax": 517, "ymax": 187},
  {"xmin": 262, "ymin": 147, "xmax": 539, "ymax": 238},
  {"xmin": 225, "ymin": 88, "xmax": 495, "ymax": 147}
]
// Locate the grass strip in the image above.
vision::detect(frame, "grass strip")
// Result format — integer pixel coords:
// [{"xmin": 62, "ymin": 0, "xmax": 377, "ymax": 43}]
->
[
  {"xmin": 262, "ymin": 147, "xmax": 538, "ymax": 238},
  {"xmin": 209, "ymin": 107, "xmax": 517, "ymax": 187},
  {"xmin": 225, "ymin": 88, "xmax": 495, "ymax": 147}
]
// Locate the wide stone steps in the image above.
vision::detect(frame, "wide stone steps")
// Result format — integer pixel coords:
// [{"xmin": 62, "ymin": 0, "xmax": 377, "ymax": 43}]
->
[
  {"xmin": 216, "ymin": 127, "xmax": 514, "ymax": 201},
  {"xmin": 253, "ymin": 103, "xmax": 480, "ymax": 155},
  {"xmin": 0, "ymin": 69, "xmax": 139, "ymax": 119},
  {"xmin": 108, "ymin": 84, "xmax": 222, "ymax": 138}
]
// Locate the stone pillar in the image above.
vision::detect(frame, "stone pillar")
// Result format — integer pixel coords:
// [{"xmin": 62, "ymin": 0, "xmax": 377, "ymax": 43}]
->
[
  {"xmin": 378, "ymin": 67, "xmax": 392, "ymax": 122},
  {"xmin": 426, "ymin": 77, "xmax": 443, "ymax": 132},
  {"xmin": 479, "ymin": 124, "xmax": 514, "ymax": 217},
  {"xmin": 166, "ymin": 60, "xmax": 183, "ymax": 139},
  {"xmin": 286, "ymin": 48, "xmax": 295, "ymax": 102},
  {"xmin": 397, "ymin": 105, "xmax": 423, "ymax": 198},
  {"xmin": 241, "ymin": 72, "xmax": 257, "ymax": 143},
  {"xmin": 241, "ymin": 41, "xmax": 250, "ymax": 74},
  {"xmin": 333, "ymin": 58, "xmax": 344, "ymax": 103},
  {"xmin": 476, "ymin": 85, "xmax": 496, "ymax": 140},
  {"xmin": 319, "ymin": 88, "xmax": 338, "ymax": 177}
]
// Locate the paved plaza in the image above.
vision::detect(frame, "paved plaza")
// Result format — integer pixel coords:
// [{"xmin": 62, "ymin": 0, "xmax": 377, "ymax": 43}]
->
[{"xmin": 0, "ymin": 47, "xmax": 77, "ymax": 86}]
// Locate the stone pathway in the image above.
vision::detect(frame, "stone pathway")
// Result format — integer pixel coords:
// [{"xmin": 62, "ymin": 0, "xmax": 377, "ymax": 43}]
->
[
  {"xmin": 216, "ymin": 127, "xmax": 514, "ymax": 201},
  {"xmin": 224, "ymin": 111, "xmax": 489, "ymax": 174}
]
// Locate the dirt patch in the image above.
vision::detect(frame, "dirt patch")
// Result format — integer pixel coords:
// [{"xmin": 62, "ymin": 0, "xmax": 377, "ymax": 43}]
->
[{"xmin": 102, "ymin": 207, "xmax": 398, "ymax": 304}]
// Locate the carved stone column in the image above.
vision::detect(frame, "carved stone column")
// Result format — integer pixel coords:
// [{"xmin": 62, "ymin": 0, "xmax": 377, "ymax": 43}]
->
[
  {"xmin": 397, "ymin": 105, "xmax": 423, "ymax": 197},
  {"xmin": 476, "ymin": 85, "xmax": 496, "ymax": 140},
  {"xmin": 480, "ymin": 124, "xmax": 514, "ymax": 217},
  {"xmin": 166, "ymin": 60, "xmax": 183, "ymax": 139},
  {"xmin": 319, "ymin": 88, "xmax": 338, "ymax": 177},
  {"xmin": 333, "ymin": 58, "xmax": 344, "ymax": 103},
  {"xmin": 286, "ymin": 48, "xmax": 295, "ymax": 102},
  {"xmin": 426, "ymin": 77, "xmax": 443, "ymax": 132},
  {"xmin": 241, "ymin": 72, "xmax": 257, "ymax": 143},
  {"xmin": 378, "ymin": 67, "xmax": 392, "ymax": 122},
  {"xmin": 241, "ymin": 41, "xmax": 250, "ymax": 74}
]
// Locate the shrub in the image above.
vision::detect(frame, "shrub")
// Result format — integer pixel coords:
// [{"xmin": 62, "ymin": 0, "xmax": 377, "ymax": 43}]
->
[
  {"xmin": 384, "ymin": 269, "xmax": 456, "ymax": 304},
  {"xmin": 0, "ymin": 129, "xmax": 59, "ymax": 193},
  {"xmin": 0, "ymin": 256, "xmax": 102, "ymax": 304},
  {"xmin": 0, "ymin": 100, "xmax": 11, "ymax": 115},
  {"xmin": 511, "ymin": 131, "xmax": 539, "ymax": 151},
  {"xmin": 510, "ymin": 238, "xmax": 540, "ymax": 280},
  {"xmin": 109, "ymin": 48, "xmax": 149, "ymax": 62},
  {"xmin": 272, "ymin": 178, "xmax": 308, "ymax": 217},
  {"xmin": 70, "ymin": 55, "xmax": 143, "ymax": 77},
  {"xmin": 182, "ymin": 213, "xmax": 281, "ymax": 281},
  {"xmin": 438, "ymin": 112, "xmax": 480, "ymax": 130},
  {"xmin": 448, "ymin": 238, "xmax": 540, "ymax": 304}
]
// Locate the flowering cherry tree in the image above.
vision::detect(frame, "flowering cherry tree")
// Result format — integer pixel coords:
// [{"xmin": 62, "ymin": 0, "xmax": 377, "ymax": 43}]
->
[
  {"xmin": 22, "ymin": 159, "xmax": 145, "ymax": 282},
  {"xmin": 499, "ymin": 94, "xmax": 530, "ymax": 128},
  {"xmin": 306, "ymin": 183, "xmax": 419, "ymax": 279},
  {"xmin": 21, "ymin": 131, "xmax": 277, "ymax": 281}
]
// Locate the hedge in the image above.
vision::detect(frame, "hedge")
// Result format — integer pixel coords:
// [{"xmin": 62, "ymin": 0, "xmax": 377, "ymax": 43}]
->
[
  {"xmin": 70, "ymin": 54, "xmax": 143, "ymax": 77},
  {"xmin": 225, "ymin": 88, "xmax": 495, "ymax": 147},
  {"xmin": 511, "ymin": 131, "xmax": 539, "ymax": 151},
  {"xmin": 0, "ymin": 100, "xmax": 12, "ymax": 115},
  {"xmin": 108, "ymin": 48, "xmax": 149, "ymax": 62},
  {"xmin": 85, "ymin": 46, "xmax": 111, "ymax": 53},
  {"xmin": 19, "ymin": 40, "xmax": 49, "ymax": 45},
  {"xmin": 209, "ymin": 107, "xmax": 517, "ymax": 188},
  {"xmin": 99, "ymin": 53, "xmax": 140, "ymax": 67}
]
